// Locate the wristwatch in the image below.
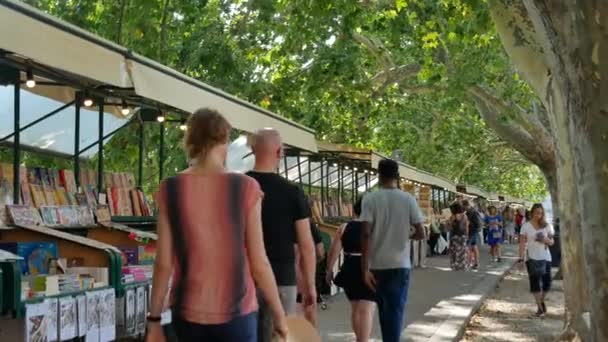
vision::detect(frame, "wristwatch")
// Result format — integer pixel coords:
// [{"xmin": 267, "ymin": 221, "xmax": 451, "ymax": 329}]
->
[{"xmin": 146, "ymin": 313, "xmax": 162, "ymax": 322}]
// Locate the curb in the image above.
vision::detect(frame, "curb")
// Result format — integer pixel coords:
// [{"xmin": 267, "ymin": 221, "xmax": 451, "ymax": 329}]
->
[{"xmin": 450, "ymin": 259, "xmax": 517, "ymax": 341}]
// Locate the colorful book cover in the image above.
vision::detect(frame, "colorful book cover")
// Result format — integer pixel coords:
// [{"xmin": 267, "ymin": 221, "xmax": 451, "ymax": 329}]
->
[
  {"xmin": 135, "ymin": 286, "xmax": 146, "ymax": 334},
  {"xmin": 94, "ymin": 204, "xmax": 111, "ymax": 223},
  {"xmin": 130, "ymin": 190, "xmax": 142, "ymax": 216},
  {"xmin": 125, "ymin": 173, "xmax": 136, "ymax": 189},
  {"xmin": 84, "ymin": 185, "xmax": 97, "ymax": 206},
  {"xmin": 119, "ymin": 247, "xmax": 138, "ymax": 266},
  {"xmin": 125, "ymin": 289, "xmax": 136, "ymax": 336},
  {"xmin": 21, "ymin": 182, "xmax": 32, "ymax": 206},
  {"xmin": 86, "ymin": 291, "xmax": 100, "ymax": 342},
  {"xmin": 76, "ymin": 295, "xmax": 86, "ymax": 338},
  {"xmin": 40, "ymin": 206, "xmax": 60, "ymax": 226},
  {"xmin": 99, "ymin": 289, "xmax": 116, "ymax": 342},
  {"xmin": 30, "ymin": 184, "xmax": 46, "ymax": 208},
  {"xmin": 110, "ymin": 188, "xmax": 119, "ymax": 216},
  {"xmin": 40, "ymin": 168, "xmax": 52, "ymax": 189},
  {"xmin": 59, "ymin": 297, "xmax": 77, "ymax": 341},
  {"xmin": 25, "ymin": 301, "xmax": 49, "ymax": 342},
  {"xmin": 74, "ymin": 193, "xmax": 88, "ymax": 206},
  {"xmin": 57, "ymin": 206, "xmax": 80, "ymax": 226},
  {"xmin": 28, "ymin": 168, "xmax": 41, "ymax": 185},
  {"xmin": 0, "ymin": 173, "xmax": 14, "ymax": 206},
  {"xmin": 50, "ymin": 169, "xmax": 61, "ymax": 189},
  {"xmin": 17, "ymin": 242, "xmax": 58, "ymax": 275},
  {"xmin": 44, "ymin": 189, "xmax": 56, "ymax": 206},
  {"xmin": 76, "ymin": 206, "xmax": 95, "ymax": 226},
  {"xmin": 7, "ymin": 205, "xmax": 41, "ymax": 226},
  {"xmin": 121, "ymin": 188, "xmax": 133, "ymax": 216},
  {"xmin": 54, "ymin": 188, "xmax": 69, "ymax": 206},
  {"xmin": 46, "ymin": 297, "xmax": 58, "ymax": 342},
  {"xmin": 137, "ymin": 245, "xmax": 156, "ymax": 265}
]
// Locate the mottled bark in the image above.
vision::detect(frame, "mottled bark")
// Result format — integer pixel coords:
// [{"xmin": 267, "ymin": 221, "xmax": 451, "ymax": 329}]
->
[{"xmin": 490, "ymin": 0, "xmax": 606, "ymax": 339}]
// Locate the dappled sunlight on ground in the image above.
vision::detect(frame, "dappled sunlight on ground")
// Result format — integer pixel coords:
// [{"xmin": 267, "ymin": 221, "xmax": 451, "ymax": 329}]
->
[{"xmin": 462, "ymin": 267, "xmax": 564, "ymax": 342}]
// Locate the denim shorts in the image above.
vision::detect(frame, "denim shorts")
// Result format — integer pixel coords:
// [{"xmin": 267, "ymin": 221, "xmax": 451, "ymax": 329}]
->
[{"xmin": 467, "ymin": 233, "xmax": 479, "ymax": 246}]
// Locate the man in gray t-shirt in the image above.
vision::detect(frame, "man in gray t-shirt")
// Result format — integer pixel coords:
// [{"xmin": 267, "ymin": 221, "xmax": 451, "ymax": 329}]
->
[{"xmin": 360, "ymin": 159, "xmax": 424, "ymax": 342}]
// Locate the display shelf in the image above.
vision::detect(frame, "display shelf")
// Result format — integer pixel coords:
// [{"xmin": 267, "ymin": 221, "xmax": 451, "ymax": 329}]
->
[
  {"xmin": 111, "ymin": 216, "xmax": 157, "ymax": 224},
  {"xmin": 0, "ymin": 224, "xmax": 123, "ymax": 318}
]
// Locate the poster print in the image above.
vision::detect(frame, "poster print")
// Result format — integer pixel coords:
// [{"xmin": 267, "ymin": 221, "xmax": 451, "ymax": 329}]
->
[
  {"xmin": 76, "ymin": 295, "xmax": 87, "ymax": 338},
  {"xmin": 85, "ymin": 291, "xmax": 100, "ymax": 342},
  {"xmin": 59, "ymin": 297, "xmax": 77, "ymax": 341},
  {"xmin": 136, "ymin": 286, "xmax": 146, "ymax": 334},
  {"xmin": 46, "ymin": 298, "xmax": 59, "ymax": 342},
  {"xmin": 99, "ymin": 289, "xmax": 116, "ymax": 342},
  {"xmin": 25, "ymin": 301, "xmax": 49, "ymax": 342},
  {"xmin": 125, "ymin": 289, "xmax": 136, "ymax": 336}
]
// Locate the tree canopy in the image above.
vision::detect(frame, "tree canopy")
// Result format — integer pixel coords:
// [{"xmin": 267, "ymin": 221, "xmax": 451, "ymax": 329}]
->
[{"xmin": 18, "ymin": 0, "xmax": 549, "ymax": 201}]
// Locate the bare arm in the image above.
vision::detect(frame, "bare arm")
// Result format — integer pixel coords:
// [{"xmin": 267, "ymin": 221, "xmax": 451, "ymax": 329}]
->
[
  {"xmin": 326, "ymin": 224, "xmax": 345, "ymax": 275},
  {"xmin": 149, "ymin": 198, "xmax": 173, "ymax": 318},
  {"xmin": 519, "ymin": 233, "xmax": 527, "ymax": 260},
  {"xmin": 295, "ymin": 218, "xmax": 316, "ymax": 299},
  {"xmin": 247, "ymin": 199, "xmax": 286, "ymax": 324}
]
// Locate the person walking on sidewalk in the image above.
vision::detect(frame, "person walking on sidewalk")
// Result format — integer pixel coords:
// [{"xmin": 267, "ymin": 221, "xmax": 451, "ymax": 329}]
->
[
  {"xmin": 147, "ymin": 109, "xmax": 287, "ymax": 342},
  {"xmin": 247, "ymin": 128, "xmax": 317, "ymax": 342},
  {"xmin": 360, "ymin": 159, "xmax": 425, "ymax": 342},
  {"xmin": 463, "ymin": 200, "xmax": 481, "ymax": 269},
  {"xmin": 485, "ymin": 206, "xmax": 503, "ymax": 262},
  {"xmin": 326, "ymin": 197, "xmax": 376, "ymax": 342},
  {"xmin": 519, "ymin": 203, "xmax": 555, "ymax": 317},
  {"xmin": 447, "ymin": 202, "xmax": 469, "ymax": 271},
  {"xmin": 503, "ymin": 206, "xmax": 517, "ymax": 244}
]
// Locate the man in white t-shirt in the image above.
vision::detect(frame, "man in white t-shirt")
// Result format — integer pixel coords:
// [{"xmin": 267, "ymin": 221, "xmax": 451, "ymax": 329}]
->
[
  {"xmin": 518, "ymin": 204, "xmax": 554, "ymax": 316},
  {"xmin": 360, "ymin": 159, "xmax": 425, "ymax": 342}
]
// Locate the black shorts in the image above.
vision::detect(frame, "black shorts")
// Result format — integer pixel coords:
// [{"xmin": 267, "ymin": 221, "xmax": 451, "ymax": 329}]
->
[{"xmin": 526, "ymin": 261, "xmax": 552, "ymax": 293}]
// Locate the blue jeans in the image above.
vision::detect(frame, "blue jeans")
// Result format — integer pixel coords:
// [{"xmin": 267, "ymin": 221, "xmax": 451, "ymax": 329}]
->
[
  {"xmin": 372, "ymin": 268, "xmax": 411, "ymax": 342},
  {"xmin": 173, "ymin": 312, "xmax": 257, "ymax": 341}
]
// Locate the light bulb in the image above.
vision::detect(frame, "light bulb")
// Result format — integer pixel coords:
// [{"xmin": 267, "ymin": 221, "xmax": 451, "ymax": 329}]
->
[
  {"xmin": 121, "ymin": 100, "xmax": 130, "ymax": 115},
  {"xmin": 179, "ymin": 123, "xmax": 187, "ymax": 131},
  {"xmin": 25, "ymin": 69, "xmax": 36, "ymax": 88},
  {"xmin": 83, "ymin": 98, "xmax": 94, "ymax": 107},
  {"xmin": 156, "ymin": 115, "xmax": 165, "ymax": 123}
]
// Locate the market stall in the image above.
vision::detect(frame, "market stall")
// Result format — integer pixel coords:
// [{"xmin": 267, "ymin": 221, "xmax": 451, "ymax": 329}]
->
[{"xmin": 0, "ymin": 0, "xmax": 318, "ymax": 340}]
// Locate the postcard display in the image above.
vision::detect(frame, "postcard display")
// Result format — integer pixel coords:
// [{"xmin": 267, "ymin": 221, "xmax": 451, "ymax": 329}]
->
[{"xmin": 23, "ymin": 288, "xmax": 115, "ymax": 342}]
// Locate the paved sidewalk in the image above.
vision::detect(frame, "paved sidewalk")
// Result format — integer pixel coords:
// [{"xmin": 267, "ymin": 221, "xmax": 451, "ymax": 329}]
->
[{"xmin": 318, "ymin": 244, "xmax": 518, "ymax": 342}]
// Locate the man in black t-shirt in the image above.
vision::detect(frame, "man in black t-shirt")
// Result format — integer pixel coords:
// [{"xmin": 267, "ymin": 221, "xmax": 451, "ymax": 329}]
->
[{"xmin": 247, "ymin": 128, "xmax": 317, "ymax": 342}]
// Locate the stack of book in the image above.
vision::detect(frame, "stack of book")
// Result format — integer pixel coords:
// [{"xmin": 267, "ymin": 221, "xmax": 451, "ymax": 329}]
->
[
  {"xmin": 58, "ymin": 274, "xmax": 81, "ymax": 292},
  {"xmin": 105, "ymin": 172, "xmax": 153, "ymax": 217},
  {"xmin": 122, "ymin": 265, "xmax": 153, "ymax": 284},
  {"xmin": 418, "ymin": 186, "xmax": 433, "ymax": 224}
]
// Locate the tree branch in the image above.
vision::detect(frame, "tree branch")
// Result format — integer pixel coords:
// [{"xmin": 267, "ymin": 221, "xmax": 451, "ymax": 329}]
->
[
  {"xmin": 467, "ymin": 85, "xmax": 555, "ymax": 168},
  {"xmin": 488, "ymin": 0, "xmax": 550, "ymax": 98},
  {"xmin": 352, "ymin": 31, "xmax": 395, "ymax": 74}
]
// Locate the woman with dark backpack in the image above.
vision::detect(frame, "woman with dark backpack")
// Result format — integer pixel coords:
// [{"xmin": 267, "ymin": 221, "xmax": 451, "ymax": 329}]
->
[{"xmin": 518, "ymin": 203, "xmax": 555, "ymax": 317}]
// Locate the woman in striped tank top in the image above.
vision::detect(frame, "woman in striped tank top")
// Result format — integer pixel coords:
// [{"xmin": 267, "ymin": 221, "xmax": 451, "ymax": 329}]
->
[{"xmin": 146, "ymin": 109, "xmax": 288, "ymax": 342}]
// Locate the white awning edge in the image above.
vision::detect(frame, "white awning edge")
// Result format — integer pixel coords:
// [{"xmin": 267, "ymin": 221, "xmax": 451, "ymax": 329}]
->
[
  {"xmin": 0, "ymin": 0, "xmax": 318, "ymax": 152},
  {"xmin": 128, "ymin": 60, "xmax": 318, "ymax": 152},
  {"xmin": 0, "ymin": 0, "xmax": 131, "ymax": 87}
]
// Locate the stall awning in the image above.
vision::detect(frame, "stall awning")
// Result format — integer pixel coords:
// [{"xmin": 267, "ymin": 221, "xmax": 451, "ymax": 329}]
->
[
  {"xmin": 462, "ymin": 184, "xmax": 489, "ymax": 199},
  {"xmin": 0, "ymin": 0, "xmax": 317, "ymax": 152},
  {"xmin": 371, "ymin": 153, "xmax": 457, "ymax": 192}
]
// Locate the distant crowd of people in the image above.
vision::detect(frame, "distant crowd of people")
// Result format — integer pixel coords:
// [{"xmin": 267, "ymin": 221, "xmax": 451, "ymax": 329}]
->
[
  {"xmin": 145, "ymin": 108, "xmax": 555, "ymax": 342},
  {"xmin": 427, "ymin": 198, "xmax": 556, "ymax": 318}
]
